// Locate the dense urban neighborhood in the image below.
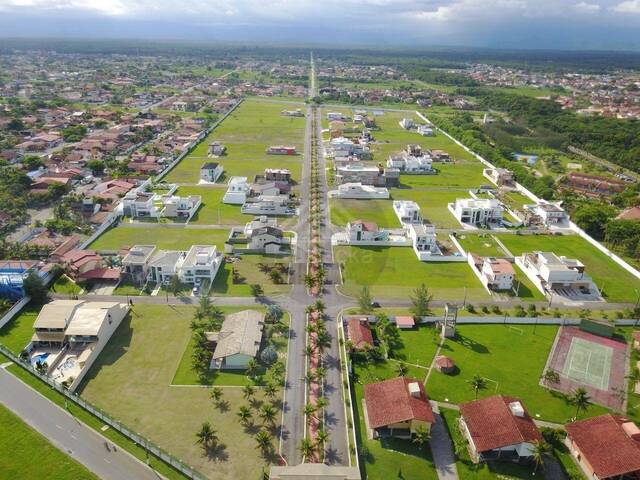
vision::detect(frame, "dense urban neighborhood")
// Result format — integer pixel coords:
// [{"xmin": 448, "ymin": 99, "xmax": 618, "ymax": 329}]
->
[{"xmin": 1, "ymin": 38, "xmax": 640, "ymax": 480}]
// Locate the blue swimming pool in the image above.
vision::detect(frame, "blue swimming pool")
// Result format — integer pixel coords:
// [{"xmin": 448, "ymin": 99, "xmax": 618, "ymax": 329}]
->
[{"xmin": 31, "ymin": 353, "xmax": 50, "ymax": 365}]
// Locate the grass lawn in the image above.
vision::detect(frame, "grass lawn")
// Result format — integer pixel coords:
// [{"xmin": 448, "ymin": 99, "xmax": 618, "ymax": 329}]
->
[
  {"xmin": 49, "ymin": 275, "xmax": 82, "ymax": 295},
  {"xmin": 90, "ymin": 225, "xmax": 230, "ymax": 251},
  {"xmin": 0, "ymin": 403, "xmax": 98, "ymax": 480},
  {"xmin": 79, "ymin": 304, "xmax": 281, "ymax": 480},
  {"xmin": 398, "ymin": 162, "xmax": 486, "ymax": 190},
  {"xmin": 177, "ymin": 186, "xmax": 247, "ymax": 225},
  {"xmin": 0, "ymin": 305, "xmax": 39, "ymax": 354},
  {"xmin": 335, "ymin": 246, "xmax": 489, "ymax": 301},
  {"xmin": 456, "ymin": 234, "xmax": 506, "ymax": 257},
  {"xmin": 165, "ymin": 99, "xmax": 305, "ymax": 184},
  {"xmin": 426, "ymin": 324, "xmax": 610, "ymax": 423},
  {"xmin": 498, "ymin": 234, "xmax": 640, "ymax": 303},
  {"xmin": 329, "ymin": 199, "xmax": 398, "ymax": 228},
  {"xmin": 172, "ymin": 312, "xmax": 289, "ymax": 386},
  {"xmin": 351, "ymin": 358, "xmax": 438, "ymax": 480},
  {"xmin": 392, "ymin": 324, "xmax": 441, "ymax": 369},
  {"xmin": 212, "ymin": 255, "xmax": 292, "ymax": 297},
  {"xmin": 440, "ymin": 408, "xmax": 546, "ymax": 480},
  {"xmin": 500, "ymin": 191, "xmax": 534, "ymax": 211}
]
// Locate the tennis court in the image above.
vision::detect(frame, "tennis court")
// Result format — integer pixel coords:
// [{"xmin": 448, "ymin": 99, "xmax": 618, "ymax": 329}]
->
[
  {"xmin": 545, "ymin": 326, "xmax": 627, "ymax": 410},
  {"xmin": 562, "ymin": 337, "xmax": 612, "ymax": 390}
]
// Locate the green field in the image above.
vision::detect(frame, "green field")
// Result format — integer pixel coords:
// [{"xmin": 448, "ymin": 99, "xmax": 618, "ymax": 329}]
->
[
  {"xmin": 90, "ymin": 225, "xmax": 230, "ymax": 251},
  {"xmin": 329, "ymin": 199, "xmax": 398, "ymax": 228},
  {"xmin": 398, "ymin": 162, "xmax": 486, "ymax": 189},
  {"xmin": 456, "ymin": 234, "xmax": 506, "ymax": 257},
  {"xmin": 0, "ymin": 306, "xmax": 39, "ymax": 354},
  {"xmin": 426, "ymin": 324, "xmax": 609, "ymax": 423},
  {"xmin": 49, "ymin": 275, "xmax": 82, "ymax": 295},
  {"xmin": 79, "ymin": 304, "xmax": 280, "ymax": 480},
  {"xmin": 335, "ymin": 246, "xmax": 488, "ymax": 300},
  {"xmin": 498, "ymin": 234, "xmax": 640, "ymax": 303},
  {"xmin": 165, "ymin": 99, "xmax": 305, "ymax": 184},
  {"xmin": 211, "ymin": 255, "xmax": 292, "ymax": 297},
  {"xmin": 177, "ymin": 186, "xmax": 247, "ymax": 225},
  {"xmin": 0, "ymin": 404, "xmax": 98, "ymax": 480}
]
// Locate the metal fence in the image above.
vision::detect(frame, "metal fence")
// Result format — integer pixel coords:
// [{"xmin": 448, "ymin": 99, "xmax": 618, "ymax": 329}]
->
[{"xmin": 0, "ymin": 343, "xmax": 207, "ymax": 480}]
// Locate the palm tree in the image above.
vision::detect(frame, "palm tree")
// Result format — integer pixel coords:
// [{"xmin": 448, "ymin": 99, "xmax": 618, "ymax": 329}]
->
[
  {"xmin": 303, "ymin": 403, "xmax": 317, "ymax": 422},
  {"xmin": 412, "ymin": 426, "xmax": 431, "ymax": 447},
  {"xmin": 469, "ymin": 375, "xmax": 487, "ymax": 400},
  {"xmin": 315, "ymin": 366, "xmax": 327, "ymax": 382},
  {"xmin": 571, "ymin": 388, "xmax": 591, "ymax": 419},
  {"xmin": 626, "ymin": 367, "xmax": 640, "ymax": 385},
  {"xmin": 299, "ymin": 438, "xmax": 315, "ymax": 460},
  {"xmin": 245, "ymin": 358, "xmax": 259, "ymax": 379},
  {"xmin": 243, "ymin": 384, "xmax": 256, "ymax": 400},
  {"xmin": 395, "ymin": 362, "xmax": 408, "ymax": 377},
  {"xmin": 264, "ymin": 383, "xmax": 277, "ymax": 399},
  {"xmin": 531, "ymin": 440, "xmax": 551, "ymax": 472},
  {"xmin": 259, "ymin": 404, "xmax": 277, "ymax": 426},
  {"xmin": 237, "ymin": 405, "xmax": 253, "ymax": 425},
  {"xmin": 315, "ymin": 428, "xmax": 329, "ymax": 461},
  {"xmin": 255, "ymin": 430, "xmax": 272, "ymax": 455},
  {"xmin": 304, "ymin": 275, "xmax": 315, "ymax": 290},
  {"xmin": 315, "ymin": 396, "xmax": 328, "ymax": 410},
  {"xmin": 195, "ymin": 421, "xmax": 218, "ymax": 451},
  {"xmin": 210, "ymin": 386, "xmax": 223, "ymax": 404},
  {"xmin": 305, "ymin": 304, "xmax": 316, "ymax": 316},
  {"xmin": 304, "ymin": 345, "xmax": 315, "ymax": 357},
  {"xmin": 313, "ymin": 300, "xmax": 326, "ymax": 314}
]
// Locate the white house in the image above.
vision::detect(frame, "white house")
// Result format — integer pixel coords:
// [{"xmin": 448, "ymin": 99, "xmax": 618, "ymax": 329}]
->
[
  {"xmin": 247, "ymin": 227, "xmax": 287, "ymax": 254},
  {"xmin": 399, "ymin": 118, "xmax": 415, "ymax": 130},
  {"xmin": 387, "ymin": 153, "xmax": 433, "ymax": 173},
  {"xmin": 122, "ymin": 191, "xmax": 201, "ymax": 221},
  {"xmin": 226, "ymin": 220, "xmax": 290, "ymax": 255},
  {"xmin": 481, "ymin": 257, "xmax": 515, "ymax": 291},
  {"xmin": 223, "ymin": 176, "xmax": 251, "ymax": 205},
  {"xmin": 210, "ymin": 310, "xmax": 265, "ymax": 369},
  {"xmin": 524, "ymin": 201, "xmax": 569, "ymax": 227},
  {"xmin": 346, "ymin": 221, "xmax": 389, "ymax": 243},
  {"xmin": 208, "ymin": 141, "xmax": 226, "ymax": 156},
  {"xmin": 328, "ymin": 182, "xmax": 390, "ymax": 199},
  {"xmin": 484, "ymin": 168, "xmax": 515, "ymax": 187},
  {"xmin": 327, "ymin": 112, "xmax": 350, "ymax": 122},
  {"xmin": 241, "ymin": 195, "xmax": 295, "ymax": 216},
  {"xmin": 393, "ymin": 200, "xmax": 422, "ymax": 225},
  {"xmin": 516, "ymin": 251, "xmax": 598, "ymax": 298},
  {"xmin": 408, "ymin": 224, "xmax": 441, "ymax": 259},
  {"xmin": 330, "ymin": 136, "xmax": 368, "ymax": 158},
  {"xmin": 452, "ymin": 198, "xmax": 503, "ymax": 227},
  {"xmin": 417, "ymin": 125, "xmax": 434, "ymax": 136},
  {"xmin": 143, "ymin": 245, "xmax": 223, "ymax": 286},
  {"xmin": 200, "ymin": 162, "xmax": 224, "ymax": 183}
]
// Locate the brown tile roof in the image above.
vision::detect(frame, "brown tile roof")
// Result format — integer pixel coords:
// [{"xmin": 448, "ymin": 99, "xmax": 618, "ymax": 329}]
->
[
  {"xmin": 346, "ymin": 318, "xmax": 374, "ymax": 349},
  {"xmin": 459, "ymin": 395, "xmax": 542, "ymax": 453},
  {"xmin": 566, "ymin": 414, "xmax": 640, "ymax": 479},
  {"xmin": 364, "ymin": 377, "xmax": 435, "ymax": 429},
  {"xmin": 617, "ymin": 206, "xmax": 640, "ymax": 221}
]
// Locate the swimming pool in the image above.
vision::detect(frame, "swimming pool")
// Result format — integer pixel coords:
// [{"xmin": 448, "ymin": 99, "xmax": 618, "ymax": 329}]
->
[
  {"xmin": 31, "ymin": 353, "xmax": 50, "ymax": 366},
  {"xmin": 59, "ymin": 357, "xmax": 77, "ymax": 371}
]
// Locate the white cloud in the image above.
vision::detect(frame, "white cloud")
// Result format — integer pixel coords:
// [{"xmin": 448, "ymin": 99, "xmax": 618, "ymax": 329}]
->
[
  {"xmin": 575, "ymin": 1, "xmax": 602, "ymax": 12},
  {"xmin": 611, "ymin": 0, "xmax": 640, "ymax": 12}
]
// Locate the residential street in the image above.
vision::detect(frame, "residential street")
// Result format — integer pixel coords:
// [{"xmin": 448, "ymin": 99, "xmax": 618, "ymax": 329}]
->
[{"xmin": 0, "ymin": 366, "xmax": 162, "ymax": 480}]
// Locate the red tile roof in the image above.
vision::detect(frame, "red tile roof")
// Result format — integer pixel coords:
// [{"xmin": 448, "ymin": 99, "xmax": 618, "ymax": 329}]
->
[
  {"xmin": 459, "ymin": 395, "xmax": 542, "ymax": 453},
  {"xmin": 352, "ymin": 220, "xmax": 378, "ymax": 232},
  {"xmin": 435, "ymin": 355, "xmax": 455, "ymax": 369},
  {"xmin": 364, "ymin": 377, "xmax": 435, "ymax": 429},
  {"xmin": 77, "ymin": 267, "xmax": 121, "ymax": 281},
  {"xmin": 395, "ymin": 316, "xmax": 415, "ymax": 328},
  {"xmin": 566, "ymin": 414, "xmax": 640, "ymax": 479},
  {"xmin": 617, "ymin": 207, "xmax": 640, "ymax": 221},
  {"xmin": 346, "ymin": 318, "xmax": 374, "ymax": 349}
]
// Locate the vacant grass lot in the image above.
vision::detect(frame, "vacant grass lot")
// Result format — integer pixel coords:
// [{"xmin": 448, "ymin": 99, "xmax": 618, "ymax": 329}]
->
[
  {"xmin": 426, "ymin": 324, "xmax": 609, "ymax": 423},
  {"xmin": 351, "ymin": 358, "xmax": 438, "ymax": 480},
  {"xmin": 498, "ymin": 234, "xmax": 640, "ymax": 303},
  {"xmin": 335, "ymin": 246, "xmax": 488, "ymax": 301},
  {"xmin": 398, "ymin": 162, "xmax": 486, "ymax": 189},
  {"xmin": 177, "ymin": 186, "xmax": 247, "ymax": 225},
  {"xmin": 329, "ymin": 199, "xmax": 398, "ymax": 228},
  {"xmin": 456, "ymin": 234, "xmax": 505, "ymax": 257},
  {"xmin": 50, "ymin": 275, "xmax": 82, "ymax": 295},
  {"xmin": 0, "ymin": 404, "xmax": 98, "ymax": 480},
  {"xmin": 79, "ymin": 304, "xmax": 280, "ymax": 480},
  {"xmin": 0, "ymin": 306, "xmax": 39, "ymax": 354},
  {"xmin": 165, "ymin": 99, "xmax": 305, "ymax": 184},
  {"xmin": 90, "ymin": 225, "xmax": 230, "ymax": 251},
  {"xmin": 212, "ymin": 255, "xmax": 292, "ymax": 297}
]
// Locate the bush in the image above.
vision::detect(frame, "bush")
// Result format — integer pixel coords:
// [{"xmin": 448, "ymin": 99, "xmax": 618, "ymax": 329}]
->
[{"xmin": 466, "ymin": 304, "xmax": 475, "ymax": 313}]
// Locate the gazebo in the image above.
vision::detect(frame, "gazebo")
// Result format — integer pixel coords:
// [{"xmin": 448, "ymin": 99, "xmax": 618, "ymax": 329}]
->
[{"xmin": 435, "ymin": 355, "xmax": 456, "ymax": 374}]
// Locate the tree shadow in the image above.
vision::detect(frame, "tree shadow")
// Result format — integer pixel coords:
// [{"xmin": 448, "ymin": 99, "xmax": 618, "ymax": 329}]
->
[{"xmin": 205, "ymin": 442, "xmax": 229, "ymax": 463}]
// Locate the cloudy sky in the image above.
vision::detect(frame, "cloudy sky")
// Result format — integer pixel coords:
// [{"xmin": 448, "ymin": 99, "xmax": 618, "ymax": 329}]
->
[{"xmin": 1, "ymin": 0, "xmax": 640, "ymax": 50}]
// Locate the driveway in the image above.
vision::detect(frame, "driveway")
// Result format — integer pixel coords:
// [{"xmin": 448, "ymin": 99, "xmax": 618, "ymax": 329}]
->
[{"xmin": 430, "ymin": 412, "xmax": 459, "ymax": 480}]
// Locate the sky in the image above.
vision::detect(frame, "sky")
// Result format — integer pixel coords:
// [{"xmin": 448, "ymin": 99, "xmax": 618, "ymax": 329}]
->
[{"xmin": 0, "ymin": 0, "xmax": 640, "ymax": 50}]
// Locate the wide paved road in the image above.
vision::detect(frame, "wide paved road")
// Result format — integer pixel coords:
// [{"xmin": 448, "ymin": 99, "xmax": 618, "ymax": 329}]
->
[{"xmin": 0, "ymin": 366, "xmax": 162, "ymax": 480}]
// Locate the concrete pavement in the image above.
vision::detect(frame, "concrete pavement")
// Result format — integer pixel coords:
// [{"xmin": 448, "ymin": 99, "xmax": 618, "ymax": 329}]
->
[
  {"xmin": 430, "ymin": 413, "xmax": 459, "ymax": 480},
  {"xmin": 0, "ymin": 367, "xmax": 162, "ymax": 480}
]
